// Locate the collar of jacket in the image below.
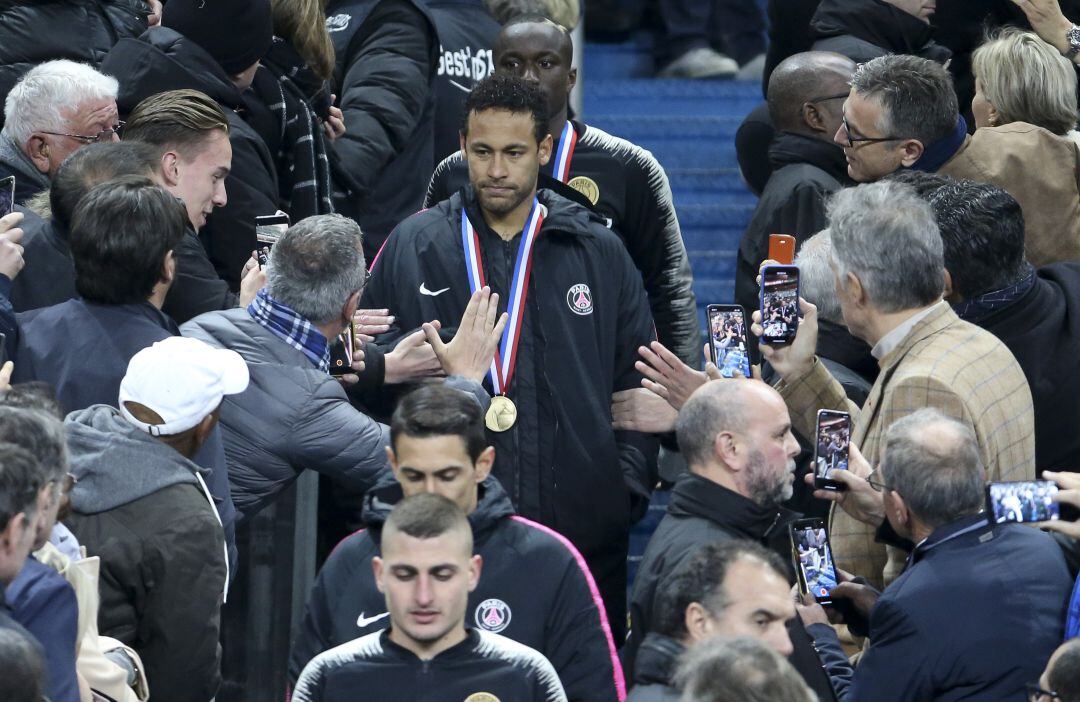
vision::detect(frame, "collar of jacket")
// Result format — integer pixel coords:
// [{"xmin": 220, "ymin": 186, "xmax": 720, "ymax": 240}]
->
[
  {"xmin": 361, "ymin": 474, "xmax": 515, "ymax": 544},
  {"xmin": 768, "ymin": 131, "xmax": 851, "ymax": 183},
  {"xmin": 810, "ymin": 0, "xmax": 940, "ymax": 55},
  {"xmin": 876, "ymin": 302, "xmax": 958, "ymax": 370},
  {"xmin": 80, "ymin": 299, "xmax": 181, "ymax": 335},
  {"xmin": 0, "ymin": 134, "xmax": 49, "ymax": 193},
  {"xmin": 668, "ymin": 472, "xmax": 795, "ymax": 542},
  {"xmin": 459, "ymin": 184, "xmax": 597, "ymax": 238},
  {"xmin": 633, "ymin": 632, "xmax": 686, "ymax": 687},
  {"xmin": 906, "ymin": 512, "xmax": 990, "ymax": 568},
  {"xmin": 908, "ymin": 115, "xmax": 969, "ymax": 173},
  {"xmin": 953, "ymin": 264, "xmax": 1036, "ymax": 324},
  {"xmin": 379, "ymin": 626, "xmax": 480, "ymax": 662}
]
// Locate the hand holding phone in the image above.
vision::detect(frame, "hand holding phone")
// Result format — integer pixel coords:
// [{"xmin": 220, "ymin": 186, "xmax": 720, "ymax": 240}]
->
[
  {"xmin": 986, "ymin": 480, "xmax": 1060, "ymax": 524},
  {"xmin": 759, "ymin": 265, "xmax": 800, "ymax": 345},
  {"xmin": 329, "ymin": 322, "xmax": 356, "ymax": 376},
  {"xmin": 706, "ymin": 304, "xmax": 751, "ymax": 378},
  {"xmin": 255, "ymin": 212, "xmax": 290, "ymax": 269},
  {"xmin": 814, "ymin": 410, "xmax": 851, "ymax": 491},
  {"xmin": 790, "ymin": 519, "xmax": 839, "ymax": 606}
]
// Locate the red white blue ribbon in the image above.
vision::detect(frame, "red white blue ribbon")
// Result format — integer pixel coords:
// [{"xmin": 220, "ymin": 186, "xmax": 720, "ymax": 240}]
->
[
  {"xmin": 461, "ymin": 200, "xmax": 545, "ymax": 394},
  {"xmin": 552, "ymin": 121, "xmax": 577, "ymax": 183}
]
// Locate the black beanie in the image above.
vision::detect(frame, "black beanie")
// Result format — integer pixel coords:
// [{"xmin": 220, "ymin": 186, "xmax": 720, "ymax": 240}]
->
[{"xmin": 163, "ymin": 0, "xmax": 273, "ymax": 75}]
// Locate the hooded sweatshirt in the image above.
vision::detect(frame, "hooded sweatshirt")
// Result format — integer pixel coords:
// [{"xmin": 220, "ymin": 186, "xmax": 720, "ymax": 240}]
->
[{"xmin": 64, "ymin": 404, "xmax": 228, "ymax": 702}]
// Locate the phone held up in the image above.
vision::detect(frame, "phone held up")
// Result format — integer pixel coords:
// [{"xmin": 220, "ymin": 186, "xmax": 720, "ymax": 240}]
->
[
  {"xmin": 759, "ymin": 265, "xmax": 799, "ymax": 346},
  {"xmin": 768, "ymin": 233, "xmax": 796, "ymax": 265},
  {"xmin": 813, "ymin": 410, "xmax": 852, "ymax": 491},
  {"xmin": 986, "ymin": 480, "xmax": 1060, "ymax": 524},
  {"xmin": 328, "ymin": 322, "xmax": 357, "ymax": 377},
  {"xmin": 789, "ymin": 518, "xmax": 839, "ymax": 606},
  {"xmin": 254, "ymin": 212, "xmax": 290, "ymax": 269},
  {"xmin": 706, "ymin": 304, "xmax": 751, "ymax": 378}
]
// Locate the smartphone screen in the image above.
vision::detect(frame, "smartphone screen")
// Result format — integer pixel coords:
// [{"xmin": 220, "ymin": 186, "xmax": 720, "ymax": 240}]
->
[
  {"xmin": 0, "ymin": 176, "xmax": 15, "ymax": 218},
  {"xmin": 814, "ymin": 410, "xmax": 851, "ymax": 491},
  {"xmin": 790, "ymin": 519, "xmax": 838, "ymax": 605},
  {"xmin": 768, "ymin": 234, "xmax": 796, "ymax": 265},
  {"xmin": 255, "ymin": 213, "xmax": 290, "ymax": 268},
  {"xmin": 706, "ymin": 305, "xmax": 751, "ymax": 378},
  {"xmin": 986, "ymin": 480, "xmax": 1060, "ymax": 524},
  {"xmin": 328, "ymin": 322, "xmax": 355, "ymax": 376},
  {"xmin": 759, "ymin": 265, "xmax": 799, "ymax": 345}
]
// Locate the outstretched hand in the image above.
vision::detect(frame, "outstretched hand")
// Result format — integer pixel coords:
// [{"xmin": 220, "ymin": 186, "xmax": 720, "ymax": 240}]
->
[
  {"xmin": 423, "ymin": 287, "xmax": 508, "ymax": 382},
  {"xmin": 1038, "ymin": 470, "xmax": 1080, "ymax": 540},
  {"xmin": 635, "ymin": 340, "xmax": 709, "ymax": 410},
  {"xmin": 1009, "ymin": 0, "xmax": 1074, "ymax": 55}
]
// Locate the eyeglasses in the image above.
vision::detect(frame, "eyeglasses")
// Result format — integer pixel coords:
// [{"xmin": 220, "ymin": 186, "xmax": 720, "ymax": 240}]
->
[
  {"xmin": 866, "ymin": 471, "xmax": 889, "ymax": 493},
  {"xmin": 1026, "ymin": 684, "xmax": 1061, "ymax": 701},
  {"xmin": 39, "ymin": 121, "xmax": 125, "ymax": 145},
  {"xmin": 839, "ymin": 115, "xmax": 902, "ymax": 148}
]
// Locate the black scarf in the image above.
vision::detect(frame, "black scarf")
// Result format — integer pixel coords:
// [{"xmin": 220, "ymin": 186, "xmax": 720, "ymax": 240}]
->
[{"xmin": 768, "ymin": 131, "xmax": 852, "ymax": 184}]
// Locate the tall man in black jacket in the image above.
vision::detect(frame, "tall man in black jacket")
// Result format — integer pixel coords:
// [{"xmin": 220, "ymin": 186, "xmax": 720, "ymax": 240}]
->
[
  {"xmin": 290, "ymin": 384, "xmax": 625, "ymax": 702},
  {"xmin": 362, "ymin": 74, "xmax": 657, "ymax": 639},
  {"xmin": 427, "ymin": 16, "xmax": 700, "ymax": 367},
  {"xmin": 627, "ymin": 379, "xmax": 839, "ymax": 701}
]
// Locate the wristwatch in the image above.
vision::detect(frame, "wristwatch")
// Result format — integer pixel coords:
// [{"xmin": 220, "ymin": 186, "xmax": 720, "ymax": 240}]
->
[{"xmin": 1065, "ymin": 24, "xmax": 1080, "ymax": 59}]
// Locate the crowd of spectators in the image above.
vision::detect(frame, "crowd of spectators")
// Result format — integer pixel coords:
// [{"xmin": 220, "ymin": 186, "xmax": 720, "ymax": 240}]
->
[{"xmin": 2, "ymin": 0, "xmax": 1080, "ymax": 701}]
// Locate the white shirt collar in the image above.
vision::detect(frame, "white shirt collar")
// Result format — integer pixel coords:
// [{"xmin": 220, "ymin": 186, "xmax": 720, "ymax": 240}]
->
[{"xmin": 870, "ymin": 301, "xmax": 946, "ymax": 361}]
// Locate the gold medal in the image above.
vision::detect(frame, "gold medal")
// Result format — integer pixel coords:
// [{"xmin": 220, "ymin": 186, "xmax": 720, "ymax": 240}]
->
[
  {"xmin": 485, "ymin": 395, "xmax": 517, "ymax": 432},
  {"xmin": 568, "ymin": 175, "xmax": 600, "ymax": 205}
]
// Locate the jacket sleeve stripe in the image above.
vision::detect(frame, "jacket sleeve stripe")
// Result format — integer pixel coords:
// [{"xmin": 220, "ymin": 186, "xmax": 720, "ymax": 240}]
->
[{"xmin": 509, "ymin": 515, "xmax": 627, "ymax": 701}]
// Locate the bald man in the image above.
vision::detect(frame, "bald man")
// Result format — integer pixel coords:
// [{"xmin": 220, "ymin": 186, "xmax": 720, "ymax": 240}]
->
[
  {"xmin": 735, "ymin": 51, "xmax": 856, "ymax": 321},
  {"xmin": 426, "ymin": 14, "xmax": 700, "ymax": 367},
  {"xmin": 625, "ymin": 380, "xmax": 839, "ymax": 701}
]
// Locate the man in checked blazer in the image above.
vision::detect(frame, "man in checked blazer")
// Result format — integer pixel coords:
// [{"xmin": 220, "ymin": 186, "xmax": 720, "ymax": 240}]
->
[{"xmin": 754, "ymin": 180, "xmax": 1035, "ymax": 587}]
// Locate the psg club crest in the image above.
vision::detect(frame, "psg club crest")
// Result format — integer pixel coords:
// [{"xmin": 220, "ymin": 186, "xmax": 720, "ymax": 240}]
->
[
  {"xmin": 567, "ymin": 283, "xmax": 594, "ymax": 316},
  {"xmin": 474, "ymin": 598, "xmax": 512, "ymax": 633}
]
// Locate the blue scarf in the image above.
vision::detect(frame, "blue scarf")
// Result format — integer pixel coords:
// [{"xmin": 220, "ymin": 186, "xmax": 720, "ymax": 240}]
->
[
  {"xmin": 953, "ymin": 266, "xmax": 1036, "ymax": 324},
  {"xmin": 907, "ymin": 115, "xmax": 968, "ymax": 173},
  {"xmin": 247, "ymin": 289, "xmax": 330, "ymax": 372}
]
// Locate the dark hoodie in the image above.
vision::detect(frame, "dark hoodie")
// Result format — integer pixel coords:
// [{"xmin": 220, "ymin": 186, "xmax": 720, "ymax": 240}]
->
[
  {"xmin": 627, "ymin": 633, "xmax": 684, "ymax": 702},
  {"xmin": 809, "ymin": 0, "xmax": 952, "ymax": 64},
  {"xmin": 288, "ymin": 475, "xmax": 626, "ymax": 702},
  {"xmin": 63, "ymin": 405, "xmax": 228, "ymax": 702},
  {"xmin": 100, "ymin": 26, "xmax": 280, "ymax": 288}
]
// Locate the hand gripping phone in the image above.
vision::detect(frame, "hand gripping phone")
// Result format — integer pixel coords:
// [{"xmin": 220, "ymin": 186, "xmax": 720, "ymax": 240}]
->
[
  {"xmin": 706, "ymin": 304, "xmax": 751, "ymax": 378},
  {"xmin": 254, "ymin": 212, "xmax": 290, "ymax": 268},
  {"xmin": 813, "ymin": 410, "xmax": 851, "ymax": 491},
  {"xmin": 986, "ymin": 480, "xmax": 1060, "ymax": 524},
  {"xmin": 328, "ymin": 322, "xmax": 356, "ymax": 376},
  {"xmin": 759, "ymin": 265, "xmax": 800, "ymax": 345},
  {"xmin": 790, "ymin": 518, "xmax": 839, "ymax": 606}
]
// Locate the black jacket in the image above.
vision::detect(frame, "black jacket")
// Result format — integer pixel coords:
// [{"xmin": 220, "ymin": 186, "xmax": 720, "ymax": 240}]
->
[
  {"xmin": 0, "ymin": 0, "xmax": 149, "ymax": 129},
  {"xmin": 809, "ymin": 0, "xmax": 952, "ymax": 64},
  {"xmin": 626, "ymin": 633, "xmax": 683, "ymax": 702},
  {"xmin": 326, "ymin": 0, "xmax": 438, "ymax": 260},
  {"xmin": 64, "ymin": 405, "xmax": 227, "ymax": 702},
  {"xmin": 101, "ymin": 27, "xmax": 280, "ymax": 288},
  {"xmin": 361, "ymin": 187, "xmax": 657, "ymax": 559},
  {"xmin": 968, "ymin": 265, "xmax": 1080, "ymax": 476},
  {"xmin": 292, "ymin": 628, "xmax": 567, "ymax": 702},
  {"xmin": 8, "ymin": 210, "xmax": 76, "ymax": 313},
  {"xmin": 735, "ymin": 132, "xmax": 850, "ymax": 318},
  {"xmin": 163, "ymin": 228, "xmax": 239, "ymax": 325},
  {"xmin": 290, "ymin": 476, "xmax": 624, "ymax": 702},
  {"xmin": 626, "ymin": 473, "xmax": 838, "ymax": 702},
  {"xmin": 427, "ymin": 121, "xmax": 701, "ymax": 367}
]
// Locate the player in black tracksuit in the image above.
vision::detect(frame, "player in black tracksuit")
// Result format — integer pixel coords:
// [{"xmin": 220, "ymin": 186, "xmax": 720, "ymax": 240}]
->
[
  {"xmin": 289, "ymin": 475, "xmax": 625, "ymax": 701},
  {"xmin": 426, "ymin": 17, "xmax": 700, "ymax": 367}
]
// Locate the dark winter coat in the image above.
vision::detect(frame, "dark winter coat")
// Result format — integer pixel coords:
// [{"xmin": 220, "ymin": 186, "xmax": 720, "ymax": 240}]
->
[
  {"xmin": 626, "ymin": 633, "xmax": 683, "ymax": 702},
  {"xmin": 809, "ymin": 0, "xmax": 952, "ymax": 64},
  {"xmin": 8, "ymin": 210, "xmax": 76, "ymax": 313}
]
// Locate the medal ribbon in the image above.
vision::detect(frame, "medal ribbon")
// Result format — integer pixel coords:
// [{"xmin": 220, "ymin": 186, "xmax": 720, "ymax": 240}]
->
[
  {"xmin": 461, "ymin": 200, "xmax": 545, "ymax": 394},
  {"xmin": 552, "ymin": 121, "xmax": 577, "ymax": 183}
]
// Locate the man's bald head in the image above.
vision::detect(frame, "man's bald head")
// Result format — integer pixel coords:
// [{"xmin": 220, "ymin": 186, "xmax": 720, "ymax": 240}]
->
[
  {"xmin": 677, "ymin": 380, "xmax": 787, "ymax": 467},
  {"xmin": 768, "ymin": 52, "xmax": 856, "ymax": 135}
]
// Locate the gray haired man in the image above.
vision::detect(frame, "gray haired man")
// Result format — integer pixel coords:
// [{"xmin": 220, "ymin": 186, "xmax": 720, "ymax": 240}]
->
[
  {"xmin": 182, "ymin": 213, "xmax": 507, "ymax": 520},
  {"xmin": 755, "ymin": 179, "xmax": 1034, "ymax": 586},
  {"xmin": 0, "ymin": 60, "xmax": 121, "ymax": 204}
]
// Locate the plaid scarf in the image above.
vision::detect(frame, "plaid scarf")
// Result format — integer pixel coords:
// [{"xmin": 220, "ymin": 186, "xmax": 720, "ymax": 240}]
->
[
  {"xmin": 260, "ymin": 38, "xmax": 334, "ymax": 219},
  {"xmin": 247, "ymin": 289, "xmax": 330, "ymax": 372}
]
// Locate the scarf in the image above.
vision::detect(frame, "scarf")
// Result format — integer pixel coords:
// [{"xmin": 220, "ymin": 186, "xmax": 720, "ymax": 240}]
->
[
  {"xmin": 908, "ymin": 115, "xmax": 969, "ymax": 173},
  {"xmin": 247, "ymin": 288, "xmax": 330, "ymax": 372},
  {"xmin": 953, "ymin": 265, "xmax": 1037, "ymax": 324}
]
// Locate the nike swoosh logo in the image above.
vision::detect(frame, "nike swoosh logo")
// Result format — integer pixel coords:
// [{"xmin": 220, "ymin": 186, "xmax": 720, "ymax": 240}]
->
[
  {"xmin": 356, "ymin": 611, "xmax": 390, "ymax": 628},
  {"xmin": 420, "ymin": 282, "xmax": 450, "ymax": 296}
]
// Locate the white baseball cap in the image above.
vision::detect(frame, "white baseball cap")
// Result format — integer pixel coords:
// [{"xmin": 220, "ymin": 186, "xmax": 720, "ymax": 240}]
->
[{"xmin": 118, "ymin": 336, "xmax": 250, "ymax": 436}]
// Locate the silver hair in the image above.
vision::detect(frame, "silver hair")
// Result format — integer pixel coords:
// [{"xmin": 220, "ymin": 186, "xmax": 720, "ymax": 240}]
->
[
  {"xmin": 827, "ymin": 181, "xmax": 945, "ymax": 313},
  {"xmin": 677, "ymin": 636, "xmax": 816, "ymax": 702},
  {"xmin": 793, "ymin": 230, "xmax": 842, "ymax": 324},
  {"xmin": 850, "ymin": 54, "xmax": 958, "ymax": 146},
  {"xmin": 267, "ymin": 214, "xmax": 367, "ymax": 326},
  {"xmin": 0, "ymin": 407, "xmax": 68, "ymax": 484},
  {"xmin": 881, "ymin": 408, "xmax": 985, "ymax": 528},
  {"xmin": 2, "ymin": 60, "xmax": 119, "ymax": 147}
]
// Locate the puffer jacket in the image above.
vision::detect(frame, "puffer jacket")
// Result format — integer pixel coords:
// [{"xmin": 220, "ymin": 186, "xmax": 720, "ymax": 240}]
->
[{"xmin": 0, "ymin": 0, "xmax": 150, "ymax": 129}]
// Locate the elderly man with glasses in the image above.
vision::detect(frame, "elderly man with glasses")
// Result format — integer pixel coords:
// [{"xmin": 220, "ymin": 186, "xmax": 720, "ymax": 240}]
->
[{"xmin": 0, "ymin": 59, "xmax": 121, "ymax": 205}]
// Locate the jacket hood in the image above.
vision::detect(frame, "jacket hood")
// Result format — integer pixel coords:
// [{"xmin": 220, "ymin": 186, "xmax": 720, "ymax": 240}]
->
[
  {"xmin": 361, "ymin": 474, "xmax": 515, "ymax": 540},
  {"xmin": 810, "ymin": 0, "xmax": 948, "ymax": 60},
  {"xmin": 769, "ymin": 132, "xmax": 851, "ymax": 184},
  {"xmin": 633, "ymin": 633, "xmax": 685, "ymax": 687},
  {"xmin": 101, "ymin": 27, "xmax": 245, "ymax": 113},
  {"xmin": 65, "ymin": 404, "xmax": 204, "ymax": 514},
  {"xmin": 668, "ymin": 473, "xmax": 797, "ymax": 542}
]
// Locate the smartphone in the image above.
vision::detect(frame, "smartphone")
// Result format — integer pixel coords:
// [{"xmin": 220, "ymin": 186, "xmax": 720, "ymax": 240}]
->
[
  {"xmin": 706, "ymin": 304, "xmax": 751, "ymax": 378},
  {"xmin": 254, "ymin": 212, "xmax": 290, "ymax": 268},
  {"xmin": 986, "ymin": 480, "xmax": 1060, "ymax": 524},
  {"xmin": 328, "ymin": 322, "xmax": 356, "ymax": 376},
  {"xmin": 0, "ymin": 176, "xmax": 15, "ymax": 218},
  {"xmin": 790, "ymin": 518, "xmax": 839, "ymax": 605},
  {"xmin": 768, "ymin": 234, "xmax": 796, "ymax": 265},
  {"xmin": 759, "ymin": 265, "xmax": 799, "ymax": 345},
  {"xmin": 813, "ymin": 410, "xmax": 851, "ymax": 491}
]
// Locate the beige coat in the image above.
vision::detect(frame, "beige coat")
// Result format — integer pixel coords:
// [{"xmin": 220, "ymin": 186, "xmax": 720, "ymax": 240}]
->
[
  {"xmin": 939, "ymin": 122, "xmax": 1080, "ymax": 267},
  {"xmin": 777, "ymin": 304, "xmax": 1036, "ymax": 587}
]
